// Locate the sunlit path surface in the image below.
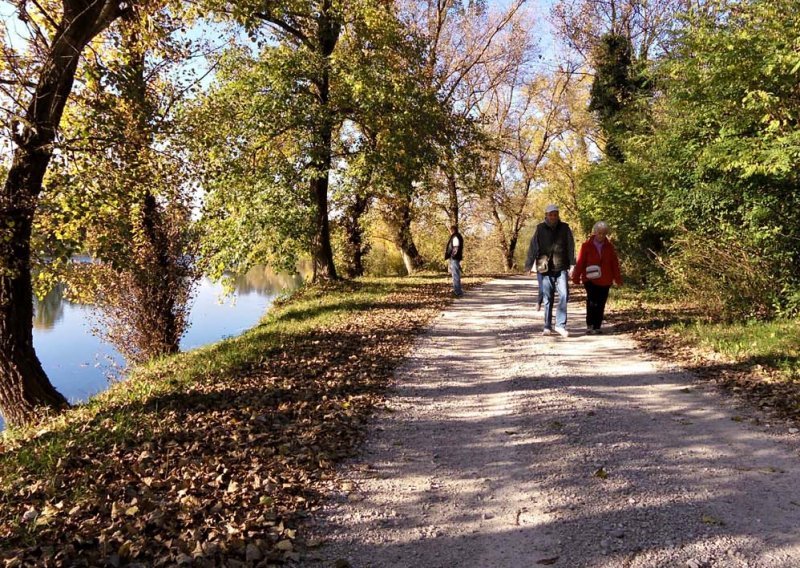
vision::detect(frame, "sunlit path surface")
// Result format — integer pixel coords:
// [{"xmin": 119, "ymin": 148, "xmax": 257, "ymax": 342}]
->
[{"xmin": 307, "ymin": 276, "xmax": 800, "ymax": 568}]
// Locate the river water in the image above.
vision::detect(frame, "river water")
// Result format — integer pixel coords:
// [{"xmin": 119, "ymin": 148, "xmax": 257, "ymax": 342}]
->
[{"xmin": 0, "ymin": 267, "xmax": 303, "ymax": 430}]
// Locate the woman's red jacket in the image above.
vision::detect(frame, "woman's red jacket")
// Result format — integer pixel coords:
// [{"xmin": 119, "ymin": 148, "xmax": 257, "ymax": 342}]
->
[{"xmin": 572, "ymin": 237, "xmax": 623, "ymax": 287}]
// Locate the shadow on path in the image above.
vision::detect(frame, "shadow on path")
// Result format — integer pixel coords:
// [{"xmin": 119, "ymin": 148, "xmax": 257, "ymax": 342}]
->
[{"xmin": 308, "ymin": 277, "xmax": 800, "ymax": 568}]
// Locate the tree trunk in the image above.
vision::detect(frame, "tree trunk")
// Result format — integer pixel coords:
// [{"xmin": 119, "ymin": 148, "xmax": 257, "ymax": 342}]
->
[
  {"xmin": 446, "ymin": 170, "xmax": 459, "ymax": 228},
  {"xmin": 310, "ymin": 3, "xmax": 340, "ymax": 282},
  {"xmin": 398, "ymin": 227, "xmax": 424, "ymax": 276},
  {"xmin": 0, "ymin": 0, "xmax": 122, "ymax": 425},
  {"xmin": 139, "ymin": 192, "xmax": 181, "ymax": 359},
  {"xmin": 309, "ymin": 101, "xmax": 337, "ymax": 281},
  {"xmin": 125, "ymin": 29, "xmax": 181, "ymax": 361},
  {"xmin": 385, "ymin": 193, "xmax": 424, "ymax": 275},
  {"xmin": 311, "ymin": 171, "xmax": 338, "ymax": 281},
  {"xmin": 342, "ymin": 194, "xmax": 370, "ymax": 279},
  {"xmin": 0, "ymin": 210, "xmax": 69, "ymax": 426},
  {"xmin": 490, "ymin": 202, "xmax": 514, "ymax": 272},
  {"xmin": 504, "ymin": 213, "xmax": 525, "ymax": 272},
  {"xmin": 504, "ymin": 234, "xmax": 518, "ymax": 271}
]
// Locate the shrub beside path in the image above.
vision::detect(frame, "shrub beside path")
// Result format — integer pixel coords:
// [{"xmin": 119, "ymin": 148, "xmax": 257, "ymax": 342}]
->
[{"xmin": 307, "ymin": 276, "xmax": 800, "ymax": 568}]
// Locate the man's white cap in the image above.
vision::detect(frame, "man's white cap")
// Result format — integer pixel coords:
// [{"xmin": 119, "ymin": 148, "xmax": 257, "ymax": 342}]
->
[{"xmin": 544, "ymin": 204, "xmax": 559, "ymax": 213}]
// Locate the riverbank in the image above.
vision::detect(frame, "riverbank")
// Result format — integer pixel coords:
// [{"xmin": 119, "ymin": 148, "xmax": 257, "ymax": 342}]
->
[
  {"xmin": 4, "ymin": 276, "xmax": 796, "ymax": 565},
  {"xmin": 0, "ymin": 275, "xmax": 486, "ymax": 565}
]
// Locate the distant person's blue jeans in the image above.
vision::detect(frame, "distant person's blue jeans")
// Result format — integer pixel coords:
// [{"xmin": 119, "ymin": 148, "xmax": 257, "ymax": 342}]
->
[
  {"xmin": 450, "ymin": 258, "xmax": 463, "ymax": 296},
  {"xmin": 541, "ymin": 270, "xmax": 569, "ymax": 329}
]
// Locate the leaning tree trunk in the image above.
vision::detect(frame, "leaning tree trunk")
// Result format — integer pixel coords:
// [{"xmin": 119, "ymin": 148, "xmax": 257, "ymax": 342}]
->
[
  {"xmin": 386, "ymin": 193, "xmax": 424, "ymax": 275},
  {"xmin": 0, "ymin": 0, "xmax": 124, "ymax": 426},
  {"xmin": 397, "ymin": 230, "xmax": 424, "ymax": 275},
  {"xmin": 0, "ymin": 211, "xmax": 68, "ymax": 426}
]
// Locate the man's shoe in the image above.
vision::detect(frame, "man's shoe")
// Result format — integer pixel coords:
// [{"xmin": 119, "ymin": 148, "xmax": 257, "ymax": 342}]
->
[
  {"xmin": 555, "ymin": 326, "xmax": 569, "ymax": 337},
  {"xmin": 542, "ymin": 328, "xmax": 552, "ymax": 336},
  {"xmin": 586, "ymin": 328, "xmax": 595, "ymax": 335}
]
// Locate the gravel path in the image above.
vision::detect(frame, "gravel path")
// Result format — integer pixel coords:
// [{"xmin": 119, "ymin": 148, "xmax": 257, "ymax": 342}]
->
[{"xmin": 305, "ymin": 276, "xmax": 800, "ymax": 567}]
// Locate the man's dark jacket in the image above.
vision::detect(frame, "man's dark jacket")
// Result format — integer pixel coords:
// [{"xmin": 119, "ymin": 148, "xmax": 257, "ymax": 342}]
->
[{"xmin": 524, "ymin": 221, "xmax": 575, "ymax": 273}]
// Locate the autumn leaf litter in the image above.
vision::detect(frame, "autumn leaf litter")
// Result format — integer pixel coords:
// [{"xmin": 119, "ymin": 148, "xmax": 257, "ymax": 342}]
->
[{"xmin": 0, "ymin": 278, "xmax": 476, "ymax": 566}]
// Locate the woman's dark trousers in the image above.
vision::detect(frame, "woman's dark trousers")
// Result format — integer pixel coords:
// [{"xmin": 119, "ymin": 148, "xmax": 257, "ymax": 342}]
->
[{"xmin": 584, "ymin": 282, "xmax": 611, "ymax": 330}]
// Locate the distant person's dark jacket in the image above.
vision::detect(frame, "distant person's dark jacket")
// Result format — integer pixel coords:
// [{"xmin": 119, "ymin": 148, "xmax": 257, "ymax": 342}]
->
[{"xmin": 445, "ymin": 232, "xmax": 464, "ymax": 262}]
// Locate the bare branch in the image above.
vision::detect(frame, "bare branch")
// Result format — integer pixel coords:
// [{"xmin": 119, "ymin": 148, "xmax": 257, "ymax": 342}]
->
[{"xmin": 255, "ymin": 12, "xmax": 314, "ymax": 51}]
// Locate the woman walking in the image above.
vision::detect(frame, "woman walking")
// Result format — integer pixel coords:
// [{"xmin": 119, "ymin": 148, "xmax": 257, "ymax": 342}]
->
[{"xmin": 572, "ymin": 221, "xmax": 622, "ymax": 334}]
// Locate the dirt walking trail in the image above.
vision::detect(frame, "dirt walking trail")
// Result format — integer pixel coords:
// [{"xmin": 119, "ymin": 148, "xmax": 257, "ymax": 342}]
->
[{"xmin": 306, "ymin": 277, "xmax": 800, "ymax": 568}]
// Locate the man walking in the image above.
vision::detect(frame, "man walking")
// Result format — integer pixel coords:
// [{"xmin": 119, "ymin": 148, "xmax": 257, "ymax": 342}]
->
[
  {"xmin": 524, "ymin": 204, "xmax": 575, "ymax": 337},
  {"xmin": 444, "ymin": 224, "xmax": 464, "ymax": 297}
]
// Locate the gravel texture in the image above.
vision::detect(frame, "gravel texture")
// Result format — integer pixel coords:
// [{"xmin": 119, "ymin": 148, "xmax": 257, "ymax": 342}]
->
[{"xmin": 305, "ymin": 276, "xmax": 800, "ymax": 567}]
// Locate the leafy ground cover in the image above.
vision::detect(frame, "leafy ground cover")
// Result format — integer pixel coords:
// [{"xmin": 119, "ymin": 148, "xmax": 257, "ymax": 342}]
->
[
  {"xmin": 609, "ymin": 288, "xmax": 800, "ymax": 421},
  {"xmin": 0, "ymin": 275, "xmax": 486, "ymax": 566}
]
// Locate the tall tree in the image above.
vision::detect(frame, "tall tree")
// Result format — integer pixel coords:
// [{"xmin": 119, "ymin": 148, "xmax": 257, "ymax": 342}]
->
[
  {"xmin": 387, "ymin": 0, "xmax": 528, "ymax": 272},
  {"xmin": 191, "ymin": 1, "xmax": 417, "ymax": 282},
  {"xmin": 254, "ymin": 2, "xmax": 340, "ymax": 280},
  {"xmin": 551, "ymin": 0, "xmax": 674, "ymax": 278},
  {"xmin": 0, "ymin": 0, "xmax": 136, "ymax": 426},
  {"xmin": 486, "ymin": 69, "xmax": 573, "ymax": 270},
  {"xmin": 588, "ymin": 32, "xmax": 648, "ymax": 161},
  {"xmin": 202, "ymin": 0, "xmax": 366, "ymax": 282},
  {"xmin": 327, "ymin": 5, "xmax": 445, "ymax": 277},
  {"xmin": 647, "ymin": 0, "xmax": 800, "ymax": 316},
  {"xmin": 543, "ymin": 73, "xmax": 595, "ymax": 223},
  {"xmin": 552, "ymin": 0, "xmax": 682, "ymax": 63},
  {"xmin": 35, "ymin": 7, "xmax": 199, "ymax": 364},
  {"xmin": 552, "ymin": 0, "xmax": 676, "ymax": 159}
]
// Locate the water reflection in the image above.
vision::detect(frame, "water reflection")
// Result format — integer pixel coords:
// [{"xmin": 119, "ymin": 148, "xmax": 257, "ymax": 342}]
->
[
  {"xmin": 3, "ymin": 266, "xmax": 305, "ymax": 430},
  {"xmin": 179, "ymin": 267, "xmax": 305, "ymax": 351},
  {"xmin": 232, "ymin": 266, "xmax": 305, "ymax": 296},
  {"xmin": 33, "ymin": 284, "xmax": 67, "ymax": 330}
]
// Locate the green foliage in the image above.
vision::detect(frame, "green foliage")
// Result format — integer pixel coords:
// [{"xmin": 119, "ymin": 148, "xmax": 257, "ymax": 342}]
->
[
  {"xmin": 665, "ymin": 231, "xmax": 776, "ymax": 320},
  {"xmin": 411, "ymin": 217, "xmax": 450, "ymax": 272},
  {"xmin": 580, "ymin": 0, "xmax": 800, "ymax": 313},
  {"xmin": 182, "ymin": 41, "xmax": 321, "ymax": 278},
  {"xmin": 656, "ymin": 0, "xmax": 800, "ymax": 315},
  {"xmin": 678, "ymin": 318, "xmax": 800, "ymax": 379},
  {"xmin": 358, "ymin": 212, "xmax": 408, "ymax": 277},
  {"xmin": 577, "ymin": 145, "xmax": 675, "ymax": 283},
  {"xmin": 362, "ymin": 241, "xmax": 407, "ymax": 277},
  {"xmin": 573, "ymin": 31, "xmax": 665, "ymax": 282},
  {"xmin": 185, "ymin": 2, "xmax": 437, "ymax": 279}
]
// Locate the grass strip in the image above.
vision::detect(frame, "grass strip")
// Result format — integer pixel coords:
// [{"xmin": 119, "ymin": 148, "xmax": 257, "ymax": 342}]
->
[{"xmin": 609, "ymin": 287, "xmax": 800, "ymax": 418}]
